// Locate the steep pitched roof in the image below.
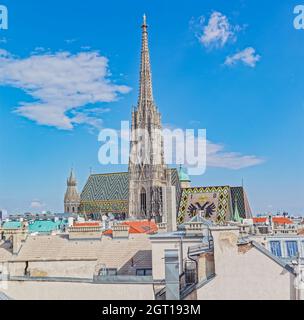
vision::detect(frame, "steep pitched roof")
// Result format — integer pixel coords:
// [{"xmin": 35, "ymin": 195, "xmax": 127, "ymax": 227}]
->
[
  {"xmin": 230, "ymin": 187, "xmax": 252, "ymax": 219},
  {"xmin": 80, "ymin": 169, "xmax": 182, "ymax": 214},
  {"xmin": 81, "ymin": 172, "xmax": 129, "ymax": 202}
]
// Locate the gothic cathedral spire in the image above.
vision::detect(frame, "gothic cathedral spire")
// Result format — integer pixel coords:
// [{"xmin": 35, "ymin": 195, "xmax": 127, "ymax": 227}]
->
[
  {"xmin": 128, "ymin": 15, "xmax": 171, "ymax": 221},
  {"xmin": 138, "ymin": 14, "xmax": 154, "ymax": 108}
]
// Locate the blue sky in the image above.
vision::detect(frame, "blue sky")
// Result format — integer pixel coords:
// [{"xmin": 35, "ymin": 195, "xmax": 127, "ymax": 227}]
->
[{"xmin": 0, "ymin": 0, "xmax": 303, "ymax": 215}]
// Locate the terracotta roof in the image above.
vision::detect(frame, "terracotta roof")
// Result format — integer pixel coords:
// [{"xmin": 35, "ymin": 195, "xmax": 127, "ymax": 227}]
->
[
  {"xmin": 272, "ymin": 217, "xmax": 293, "ymax": 224},
  {"xmin": 253, "ymin": 216, "xmax": 293, "ymax": 224},
  {"xmin": 253, "ymin": 217, "xmax": 267, "ymax": 223},
  {"xmin": 123, "ymin": 220, "xmax": 158, "ymax": 234},
  {"xmin": 103, "ymin": 220, "xmax": 158, "ymax": 235},
  {"xmin": 73, "ymin": 222, "xmax": 101, "ymax": 227}
]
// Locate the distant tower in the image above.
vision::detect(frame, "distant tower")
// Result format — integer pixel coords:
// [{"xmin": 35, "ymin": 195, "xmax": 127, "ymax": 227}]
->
[
  {"xmin": 64, "ymin": 169, "xmax": 80, "ymax": 214},
  {"xmin": 178, "ymin": 166, "xmax": 191, "ymax": 189},
  {"xmin": 128, "ymin": 15, "xmax": 171, "ymax": 220}
]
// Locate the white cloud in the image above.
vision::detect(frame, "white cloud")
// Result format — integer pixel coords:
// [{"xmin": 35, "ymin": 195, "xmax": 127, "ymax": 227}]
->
[
  {"xmin": 0, "ymin": 50, "xmax": 131, "ymax": 130},
  {"xmin": 197, "ymin": 12, "xmax": 239, "ymax": 48},
  {"xmin": 225, "ymin": 47, "xmax": 261, "ymax": 67},
  {"xmin": 162, "ymin": 124, "xmax": 264, "ymax": 170},
  {"xmin": 206, "ymin": 141, "xmax": 264, "ymax": 169},
  {"xmin": 30, "ymin": 200, "xmax": 45, "ymax": 209}
]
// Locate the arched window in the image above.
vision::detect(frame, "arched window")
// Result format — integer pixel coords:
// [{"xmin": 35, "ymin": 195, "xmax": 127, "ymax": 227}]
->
[
  {"xmin": 72, "ymin": 207, "xmax": 75, "ymax": 213},
  {"xmin": 140, "ymin": 188, "xmax": 147, "ymax": 216}
]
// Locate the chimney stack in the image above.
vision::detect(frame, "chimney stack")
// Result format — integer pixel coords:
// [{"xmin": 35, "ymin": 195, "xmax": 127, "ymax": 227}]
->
[
  {"xmin": 164, "ymin": 249, "xmax": 180, "ymax": 300},
  {"xmin": 112, "ymin": 224, "xmax": 129, "ymax": 239}
]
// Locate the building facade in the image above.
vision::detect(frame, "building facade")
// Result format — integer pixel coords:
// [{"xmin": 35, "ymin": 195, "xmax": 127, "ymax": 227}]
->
[
  {"xmin": 128, "ymin": 15, "xmax": 172, "ymax": 220},
  {"xmin": 64, "ymin": 169, "xmax": 80, "ymax": 214}
]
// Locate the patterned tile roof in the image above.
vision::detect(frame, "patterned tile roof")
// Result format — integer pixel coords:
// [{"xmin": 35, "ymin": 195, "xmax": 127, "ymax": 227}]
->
[
  {"xmin": 231, "ymin": 187, "xmax": 252, "ymax": 219},
  {"xmin": 177, "ymin": 186, "xmax": 252, "ymax": 224},
  {"xmin": 81, "ymin": 172, "xmax": 129, "ymax": 202},
  {"xmin": 80, "ymin": 169, "xmax": 182, "ymax": 215}
]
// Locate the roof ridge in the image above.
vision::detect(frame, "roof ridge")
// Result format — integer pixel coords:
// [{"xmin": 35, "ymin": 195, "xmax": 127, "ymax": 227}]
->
[{"xmin": 90, "ymin": 172, "xmax": 128, "ymax": 177}]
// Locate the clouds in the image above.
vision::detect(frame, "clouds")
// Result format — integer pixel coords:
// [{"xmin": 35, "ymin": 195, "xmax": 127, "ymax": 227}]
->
[
  {"xmin": 162, "ymin": 124, "xmax": 263, "ymax": 170},
  {"xmin": 225, "ymin": 47, "xmax": 261, "ymax": 68},
  {"xmin": 206, "ymin": 141, "xmax": 264, "ymax": 169},
  {"xmin": 30, "ymin": 200, "xmax": 45, "ymax": 209},
  {"xmin": 0, "ymin": 50, "xmax": 131, "ymax": 130},
  {"xmin": 194, "ymin": 11, "xmax": 261, "ymax": 68},
  {"xmin": 198, "ymin": 12, "xmax": 239, "ymax": 48}
]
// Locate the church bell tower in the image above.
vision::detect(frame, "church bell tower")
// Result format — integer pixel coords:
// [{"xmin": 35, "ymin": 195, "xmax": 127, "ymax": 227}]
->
[
  {"xmin": 64, "ymin": 169, "xmax": 80, "ymax": 214},
  {"xmin": 128, "ymin": 15, "xmax": 171, "ymax": 221}
]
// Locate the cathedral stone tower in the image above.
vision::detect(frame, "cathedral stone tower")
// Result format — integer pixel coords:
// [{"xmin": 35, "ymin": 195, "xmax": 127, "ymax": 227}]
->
[
  {"xmin": 128, "ymin": 15, "xmax": 171, "ymax": 221},
  {"xmin": 64, "ymin": 169, "xmax": 80, "ymax": 214}
]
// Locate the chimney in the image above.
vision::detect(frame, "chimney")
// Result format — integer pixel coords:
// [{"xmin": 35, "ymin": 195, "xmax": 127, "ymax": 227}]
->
[
  {"xmin": 68, "ymin": 223, "xmax": 102, "ymax": 240},
  {"xmin": 68, "ymin": 216, "xmax": 74, "ymax": 227},
  {"xmin": 112, "ymin": 224, "xmax": 129, "ymax": 239},
  {"xmin": 164, "ymin": 249, "xmax": 180, "ymax": 300},
  {"xmin": 209, "ymin": 226, "xmax": 239, "ymax": 277},
  {"xmin": 185, "ymin": 222, "xmax": 206, "ymax": 237}
]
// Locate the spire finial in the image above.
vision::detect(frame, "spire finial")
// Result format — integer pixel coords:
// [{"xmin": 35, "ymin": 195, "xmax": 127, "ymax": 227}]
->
[
  {"xmin": 138, "ymin": 14, "xmax": 154, "ymax": 107},
  {"xmin": 143, "ymin": 13, "xmax": 147, "ymax": 26}
]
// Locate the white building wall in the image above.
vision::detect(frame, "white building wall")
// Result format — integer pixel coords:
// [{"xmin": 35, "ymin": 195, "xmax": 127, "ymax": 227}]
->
[
  {"xmin": 151, "ymin": 238, "xmax": 203, "ymax": 280},
  {"xmin": 195, "ymin": 227, "xmax": 296, "ymax": 300},
  {"xmin": 3, "ymin": 281, "xmax": 155, "ymax": 300}
]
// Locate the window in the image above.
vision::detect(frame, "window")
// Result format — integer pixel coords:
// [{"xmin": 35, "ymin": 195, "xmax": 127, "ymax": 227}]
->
[
  {"xmin": 286, "ymin": 241, "xmax": 298, "ymax": 258},
  {"xmin": 270, "ymin": 241, "xmax": 282, "ymax": 257},
  {"xmin": 99, "ymin": 268, "xmax": 117, "ymax": 276},
  {"xmin": 140, "ymin": 188, "xmax": 147, "ymax": 215},
  {"xmin": 136, "ymin": 268, "xmax": 152, "ymax": 276}
]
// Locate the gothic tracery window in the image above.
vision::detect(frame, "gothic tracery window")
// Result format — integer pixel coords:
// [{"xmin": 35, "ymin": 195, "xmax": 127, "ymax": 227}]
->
[{"xmin": 140, "ymin": 188, "xmax": 147, "ymax": 216}]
